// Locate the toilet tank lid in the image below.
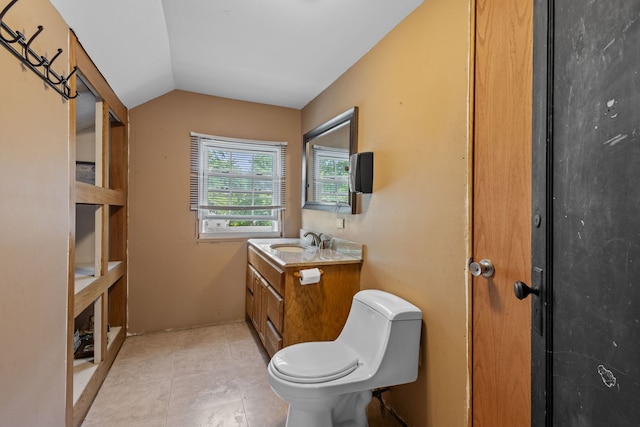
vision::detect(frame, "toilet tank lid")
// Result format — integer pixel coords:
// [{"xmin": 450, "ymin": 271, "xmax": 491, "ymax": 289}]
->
[{"xmin": 354, "ymin": 290, "xmax": 422, "ymax": 321}]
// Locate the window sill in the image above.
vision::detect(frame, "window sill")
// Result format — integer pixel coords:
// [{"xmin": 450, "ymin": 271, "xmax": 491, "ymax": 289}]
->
[{"xmin": 197, "ymin": 231, "xmax": 282, "ymax": 242}]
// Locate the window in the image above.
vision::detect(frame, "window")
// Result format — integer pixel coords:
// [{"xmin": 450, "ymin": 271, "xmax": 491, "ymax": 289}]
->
[
  {"xmin": 312, "ymin": 145, "xmax": 350, "ymax": 204},
  {"xmin": 190, "ymin": 132, "xmax": 287, "ymax": 239}
]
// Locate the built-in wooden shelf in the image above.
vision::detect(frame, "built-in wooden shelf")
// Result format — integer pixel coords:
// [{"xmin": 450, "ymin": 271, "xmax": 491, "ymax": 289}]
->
[
  {"xmin": 72, "ymin": 326, "xmax": 124, "ymax": 406},
  {"xmin": 68, "ymin": 32, "xmax": 129, "ymax": 427},
  {"xmin": 74, "ymin": 261, "xmax": 125, "ymax": 317}
]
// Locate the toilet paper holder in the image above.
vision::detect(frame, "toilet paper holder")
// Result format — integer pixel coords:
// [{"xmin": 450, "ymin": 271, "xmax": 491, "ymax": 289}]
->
[
  {"xmin": 293, "ymin": 269, "xmax": 324, "ymax": 278},
  {"xmin": 293, "ymin": 268, "xmax": 324, "ymax": 285}
]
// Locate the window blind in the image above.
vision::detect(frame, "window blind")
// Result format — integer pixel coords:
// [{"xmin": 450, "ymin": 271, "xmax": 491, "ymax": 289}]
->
[{"xmin": 190, "ymin": 132, "xmax": 287, "ymax": 213}]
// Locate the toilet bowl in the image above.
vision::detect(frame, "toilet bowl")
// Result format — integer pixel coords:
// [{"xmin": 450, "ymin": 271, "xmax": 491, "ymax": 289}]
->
[{"xmin": 267, "ymin": 289, "xmax": 422, "ymax": 427}]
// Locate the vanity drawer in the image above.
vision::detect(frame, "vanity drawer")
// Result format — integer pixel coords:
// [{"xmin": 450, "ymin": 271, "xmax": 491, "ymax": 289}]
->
[
  {"xmin": 246, "ymin": 264, "xmax": 257, "ymax": 293},
  {"xmin": 266, "ymin": 285, "xmax": 284, "ymax": 332},
  {"xmin": 248, "ymin": 246, "xmax": 285, "ymax": 295},
  {"xmin": 265, "ymin": 319, "xmax": 283, "ymax": 357}
]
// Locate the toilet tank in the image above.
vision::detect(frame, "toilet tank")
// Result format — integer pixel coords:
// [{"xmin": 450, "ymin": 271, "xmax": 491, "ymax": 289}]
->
[
  {"xmin": 354, "ymin": 290, "xmax": 422, "ymax": 322},
  {"xmin": 337, "ymin": 290, "xmax": 422, "ymax": 387}
]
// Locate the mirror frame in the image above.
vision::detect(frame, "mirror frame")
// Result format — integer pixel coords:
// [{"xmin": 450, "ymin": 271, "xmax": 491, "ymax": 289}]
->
[{"xmin": 302, "ymin": 107, "xmax": 359, "ymax": 214}]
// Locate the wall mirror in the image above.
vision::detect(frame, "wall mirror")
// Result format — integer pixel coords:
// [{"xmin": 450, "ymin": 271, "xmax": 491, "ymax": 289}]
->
[{"xmin": 302, "ymin": 107, "xmax": 358, "ymax": 214}]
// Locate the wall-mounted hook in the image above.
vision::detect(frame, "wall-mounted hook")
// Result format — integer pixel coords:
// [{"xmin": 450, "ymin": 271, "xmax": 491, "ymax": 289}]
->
[
  {"xmin": 61, "ymin": 66, "xmax": 79, "ymax": 99},
  {"xmin": 44, "ymin": 48, "xmax": 63, "ymax": 83},
  {"xmin": 0, "ymin": 0, "xmax": 21, "ymax": 43},
  {"xmin": 24, "ymin": 25, "xmax": 46, "ymax": 66},
  {"xmin": 0, "ymin": 0, "xmax": 78, "ymax": 100},
  {"xmin": 48, "ymin": 48, "xmax": 62, "ymax": 66},
  {"xmin": 0, "ymin": 0, "xmax": 17, "ymax": 20}
]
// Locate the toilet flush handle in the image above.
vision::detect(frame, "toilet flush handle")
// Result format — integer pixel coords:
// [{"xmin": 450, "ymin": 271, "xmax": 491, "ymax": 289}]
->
[{"xmin": 469, "ymin": 259, "xmax": 495, "ymax": 278}]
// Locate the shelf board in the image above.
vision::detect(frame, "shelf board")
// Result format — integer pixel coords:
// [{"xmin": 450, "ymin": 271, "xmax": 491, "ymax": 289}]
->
[
  {"xmin": 72, "ymin": 326, "xmax": 123, "ymax": 406},
  {"xmin": 74, "ymin": 261, "xmax": 125, "ymax": 317},
  {"xmin": 74, "ymin": 261, "xmax": 122, "ymax": 295},
  {"xmin": 72, "ymin": 359, "xmax": 97, "ymax": 406},
  {"xmin": 75, "ymin": 182, "xmax": 125, "ymax": 206}
]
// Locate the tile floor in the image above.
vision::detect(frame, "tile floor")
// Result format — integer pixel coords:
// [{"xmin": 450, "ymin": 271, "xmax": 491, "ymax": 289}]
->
[{"xmin": 82, "ymin": 321, "xmax": 404, "ymax": 427}]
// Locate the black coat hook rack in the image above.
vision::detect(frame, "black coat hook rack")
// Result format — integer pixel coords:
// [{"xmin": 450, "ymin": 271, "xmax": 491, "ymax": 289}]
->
[{"xmin": 0, "ymin": 0, "xmax": 77, "ymax": 99}]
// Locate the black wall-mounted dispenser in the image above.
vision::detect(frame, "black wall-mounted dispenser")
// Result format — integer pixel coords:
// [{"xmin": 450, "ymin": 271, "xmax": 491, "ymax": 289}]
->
[{"xmin": 349, "ymin": 152, "xmax": 374, "ymax": 194}]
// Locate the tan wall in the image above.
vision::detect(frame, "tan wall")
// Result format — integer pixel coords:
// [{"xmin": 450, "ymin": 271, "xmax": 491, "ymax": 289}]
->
[
  {"xmin": 128, "ymin": 91, "xmax": 301, "ymax": 333},
  {"xmin": 0, "ymin": 0, "xmax": 71, "ymax": 424},
  {"xmin": 0, "ymin": 0, "xmax": 471, "ymax": 424},
  {"xmin": 301, "ymin": 1, "xmax": 472, "ymax": 425}
]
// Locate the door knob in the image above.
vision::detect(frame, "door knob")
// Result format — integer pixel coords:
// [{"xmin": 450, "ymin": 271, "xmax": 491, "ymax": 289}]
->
[
  {"xmin": 469, "ymin": 259, "xmax": 495, "ymax": 277},
  {"xmin": 513, "ymin": 280, "xmax": 539, "ymax": 300}
]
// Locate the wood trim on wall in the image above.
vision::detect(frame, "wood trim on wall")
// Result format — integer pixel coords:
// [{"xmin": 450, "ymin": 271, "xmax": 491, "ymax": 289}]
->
[
  {"xmin": 70, "ymin": 32, "xmax": 127, "ymax": 125},
  {"xmin": 66, "ymin": 27, "xmax": 78, "ymax": 427}
]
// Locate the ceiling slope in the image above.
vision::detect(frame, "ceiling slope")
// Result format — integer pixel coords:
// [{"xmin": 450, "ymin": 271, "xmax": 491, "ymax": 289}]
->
[{"xmin": 50, "ymin": 0, "xmax": 423, "ymax": 109}]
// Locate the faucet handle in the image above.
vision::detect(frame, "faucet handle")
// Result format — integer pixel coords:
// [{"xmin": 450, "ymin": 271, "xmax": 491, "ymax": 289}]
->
[
  {"xmin": 303, "ymin": 231, "xmax": 321, "ymax": 246},
  {"xmin": 319, "ymin": 235, "xmax": 332, "ymax": 250}
]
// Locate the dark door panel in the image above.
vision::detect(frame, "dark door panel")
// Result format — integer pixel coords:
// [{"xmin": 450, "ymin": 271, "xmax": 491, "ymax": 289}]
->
[{"xmin": 532, "ymin": 1, "xmax": 640, "ymax": 425}]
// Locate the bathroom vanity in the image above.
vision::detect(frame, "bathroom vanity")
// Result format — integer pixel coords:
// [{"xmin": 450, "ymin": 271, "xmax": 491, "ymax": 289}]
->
[{"xmin": 246, "ymin": 238, "xmax": 363, "ymax": 357}]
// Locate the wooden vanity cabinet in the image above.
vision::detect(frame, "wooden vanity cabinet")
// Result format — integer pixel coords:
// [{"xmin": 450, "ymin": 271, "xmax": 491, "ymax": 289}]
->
[
  {"xmin": 246, "ymin": 245, "xmax": 361, "ymax": 357},
  {"xmin": 246, "ymin": 248, "xmax": 285, "ymax": 355}
]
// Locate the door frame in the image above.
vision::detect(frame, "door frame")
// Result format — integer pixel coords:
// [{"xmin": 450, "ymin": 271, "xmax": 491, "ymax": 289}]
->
[{"xmin": 531, "ymin": 0, "xmax": 553, "ymax": 425}]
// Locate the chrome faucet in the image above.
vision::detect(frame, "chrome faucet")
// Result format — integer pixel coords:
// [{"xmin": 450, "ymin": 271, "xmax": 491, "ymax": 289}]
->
[{"xmin": 304, "ymin": 231, "xmax": 321, "ymax": 247}]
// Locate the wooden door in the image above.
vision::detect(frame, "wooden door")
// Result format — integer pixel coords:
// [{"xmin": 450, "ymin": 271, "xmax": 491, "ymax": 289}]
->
[
  {"xmin": 472, "ymin": 0, "xmax": 533, "ymax": 425},
  {"xmin": 531, "ymin": 1, "xmax": 640, "ymax": 425}
]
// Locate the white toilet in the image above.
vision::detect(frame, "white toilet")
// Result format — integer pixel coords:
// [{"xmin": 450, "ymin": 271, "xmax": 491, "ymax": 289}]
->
[{"xmin": 267, "ymin": 289, "xmax": 422, "ymax": 427}]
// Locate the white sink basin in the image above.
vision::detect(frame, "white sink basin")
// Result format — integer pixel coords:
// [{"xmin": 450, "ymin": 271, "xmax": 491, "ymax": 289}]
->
[{"xmin": 270, "ymin": 243, "xmax": 311, "ymax": 253}]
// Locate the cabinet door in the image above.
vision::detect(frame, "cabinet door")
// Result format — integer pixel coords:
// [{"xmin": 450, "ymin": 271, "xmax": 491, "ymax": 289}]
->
[
  {"xmin": 259, "ymin": 277, "xmax": 270, "ymax": 341},
  {"xmin": 246, "ymin": 266, "xmax": 262, "ymax": 333},
  {"xmin": 245, "ymin": 265, "xmax": 256, "ymax": 320},
  {"xmin": 245, "ymin": 288, "xmax": 253, "ymax": 320},
  {"xmin": 250, "ymin": 270, "xmax": 262, "ymax": 334}
]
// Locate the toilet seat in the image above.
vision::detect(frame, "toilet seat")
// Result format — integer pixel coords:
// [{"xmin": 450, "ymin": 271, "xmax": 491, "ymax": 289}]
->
[{"xmin": 271, "ymin": 341, "xmax": 359, "ymax": 384}]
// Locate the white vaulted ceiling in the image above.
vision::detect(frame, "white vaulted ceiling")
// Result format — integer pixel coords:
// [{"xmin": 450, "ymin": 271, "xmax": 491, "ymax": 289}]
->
[{"xmin": 49, "ymin": 0, "xmax": 423, "ymax": 109}]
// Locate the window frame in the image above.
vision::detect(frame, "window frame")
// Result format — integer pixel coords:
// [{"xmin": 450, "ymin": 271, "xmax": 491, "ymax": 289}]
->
[{"xmin": 190, "ymin": 132, "xmax": 287, "ymax": 240}]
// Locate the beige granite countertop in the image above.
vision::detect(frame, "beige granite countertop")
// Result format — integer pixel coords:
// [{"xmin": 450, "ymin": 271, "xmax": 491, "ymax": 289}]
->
[{"xmin": 247, "ymin": 238, "xmax": 363, "ymax": 267}]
